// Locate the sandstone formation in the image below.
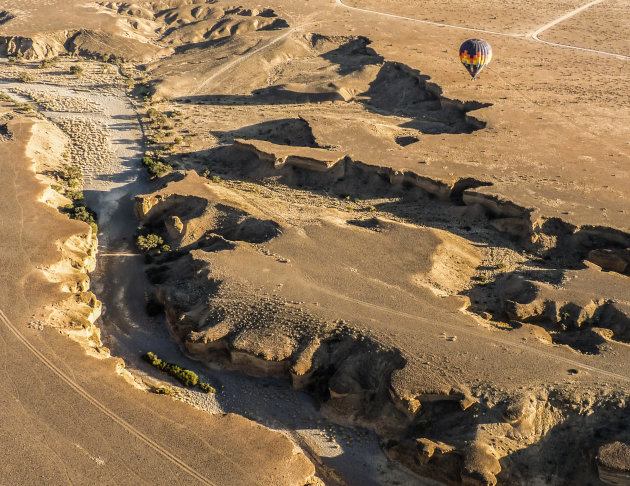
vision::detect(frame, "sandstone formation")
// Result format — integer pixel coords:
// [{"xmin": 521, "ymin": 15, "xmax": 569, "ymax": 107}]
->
[
  {"xmin": 2, "ymin": 0, "xmax": 629, "ymax": 484},
  {"xmin": 134, "ymin": 171, "xmax": 630, "ymax": 485}
]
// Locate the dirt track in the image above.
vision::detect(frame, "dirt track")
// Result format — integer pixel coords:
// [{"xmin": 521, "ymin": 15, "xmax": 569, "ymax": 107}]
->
[
  {"xmin": 0, "ymin": 308, "xmax": 216, "ymax": 485},
  {"xmin": 337, "ymin": 0, "xmax": 630, "ymax": 59}
]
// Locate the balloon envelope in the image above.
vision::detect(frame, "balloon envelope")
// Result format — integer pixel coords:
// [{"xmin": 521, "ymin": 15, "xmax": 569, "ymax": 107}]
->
[{"xmin": 459, "ymin": 39, "xmax": 492, "ymax": 79}]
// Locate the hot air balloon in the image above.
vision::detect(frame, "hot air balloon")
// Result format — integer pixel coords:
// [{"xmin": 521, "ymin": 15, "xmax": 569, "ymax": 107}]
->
[{"xmin": 459, "ymin": 39, "xmax": 492, "ymax": 79}]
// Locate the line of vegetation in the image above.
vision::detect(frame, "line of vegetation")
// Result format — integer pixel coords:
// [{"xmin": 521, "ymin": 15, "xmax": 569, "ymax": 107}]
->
[
  {"xmin": 69, "ymin": 64, "xmax": 84, "ymax": 78},
  {"xmin": 142, "ymin": 352, "xmax": 215, "ymax": 393},
  {"xmin": 141, "ymin": 152, "xmax": 172, "ymax": 178},
  {"xmin": 0, "ymin": 92, "xmax": 32, "ymax": 113},
  {"xmin": 56, "ymin": 164, "xmax": 98, "ymax": 233},
  {"xmin": 136, "ymin": 233, "xmax": 170, "ymax": 254},
  {"xmin": 7, "ymin": 52, "xmax": 24, "ymax": 63},
  {"xmin": 143, "ymin": 107, "xmax": 186, "ymax": 159},
  {"xmin": 39, "ymin": 56, "xmax": 60, "ymax": 69},
  {"xmin": 17, "ymin": 72, "xmax": 34, "ymax": 83}
]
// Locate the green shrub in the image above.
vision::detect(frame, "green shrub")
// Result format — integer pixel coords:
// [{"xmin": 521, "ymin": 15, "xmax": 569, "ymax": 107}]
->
[
  {"xmin": 66, "ymin": 190, "xmax": 84, "ymax": 201},
  {"xmin": 142, "ymin": 352, "xmax": 199, "ymax": 387},
  {"xmin": 50, "ymin": 184, "xmax": 63, "ymax": 192},
  {"xmin": 141, "ymin": 154, "xmax": 172, "ymax": 178},
  {"xmin": 17, "ymin": 72, "xmax": 34, "ymax": 83},
  {"xmin": 176, "ymin": 369, "xmax": 198, "ymax": 387},
  {"xmin": 201, "ymin": 169, "xmax": 211, "ymax": 179},
  {"xmin": 143, "ymin": 351, "xmax": 161, "ymax": 366},
  {"xmin": 39, "ymin": 57, "xmax": 59, "ymax": 69},
  {"xmin": 211, "ymin": 175, "xmax": 222, "ymax": 183},
  {"xmin": 153, "ymin": 386, "xmax": 173, "ymax": 396},
  {"xmin": 149, "ymin": 160, "xmax": 172, "ymax": 177},
  {"xmin": 69, "ymin": 64, "xmax": 84, "ymax": 76},
  {"xmin": 15, "ymin": 102, "xmax": 33, "ymax": 112},
  {"xmin": 136, "ymin": 234, "xmax": 163, "ymax": 253},
  {"xmin": 63, "ymin": 203, "xmax": 98, "ymax": 233},
  {"xmin": 198, "ymin": 382, "xmax": 216, "ymax": 394},
  {"xmin": 60, "ymin": 164, "xmax": 82, "ymax": 182},
  {"xmin": 147, "ymin": 108, "xmax": 168, "ymax": 126}
]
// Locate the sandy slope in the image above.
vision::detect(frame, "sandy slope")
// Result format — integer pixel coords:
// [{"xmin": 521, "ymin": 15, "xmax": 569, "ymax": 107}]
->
[
  {"xmin": 0, "ymin": 101, "xmax": 317, "ymax": 485},
  {"xmin": 0, "ymin": 0, "xmax": 628, "ymax": 484}
]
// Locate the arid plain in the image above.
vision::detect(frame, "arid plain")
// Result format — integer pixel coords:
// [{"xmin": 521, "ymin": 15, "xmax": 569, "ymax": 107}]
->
[{"xmin": 0, "ymin": 0, "xmax": 628, "ymax": 485}]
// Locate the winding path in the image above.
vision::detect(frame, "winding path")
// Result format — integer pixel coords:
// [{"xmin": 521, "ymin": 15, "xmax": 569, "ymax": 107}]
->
[{"xmin": 335, "ymin": 0, "xmax": 630, "ymax": 60}]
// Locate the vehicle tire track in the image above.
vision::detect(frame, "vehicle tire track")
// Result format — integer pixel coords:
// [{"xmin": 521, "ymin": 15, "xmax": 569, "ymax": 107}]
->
[
  {"xmin": 191, "ymin": 26, "xmax": 302, "ymax": 95},
  {"xmin": 0, "ymin": 308, "xmax": 217, "ymax": 486}
]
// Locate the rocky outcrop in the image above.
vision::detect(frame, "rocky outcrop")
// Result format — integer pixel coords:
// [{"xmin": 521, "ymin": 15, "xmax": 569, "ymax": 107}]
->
[
  {"xmin": 234, "ymin": 138, "xmax": 630, "ymax": 265},
  {"xmin": 588, "ymin": 248, "xmax": 630, "ymax": 275},
  {"xmin": 0, "ymin": 33, "xmax": 67, "ymax": 59},
  {"xmin": 134, "ymin": 171, "xmax": 630, "ymax": 485},
  {"xmin": 597, "ymin": 442, "xmax": 630, "ymax": 485},
  {"xmin": 234, "ymin": 137, "xmax": 487, "ymax": 200},
  {"xmin": 234, "ymin": 138, "xmax": 346, "ymax": 172},
  {"xmin": 498, "ymin": 266, "xmax": 630, "ymax": 342},
  {"xmin": 23, "ymin": 118, "xmax": 104, "ymax": 348},
  {"xmin": 461, "ymin": 443, "xmax": 501, "ymax": 486},
  {"xmin": 66, "ymin": 29, "xmax": 161, "ymax": 62}
]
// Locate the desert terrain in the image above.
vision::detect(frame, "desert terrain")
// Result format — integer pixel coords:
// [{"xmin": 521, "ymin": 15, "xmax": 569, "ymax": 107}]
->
[{"xmin": 0, "ymin": 0, "xmax": 628, "ymax": 485}]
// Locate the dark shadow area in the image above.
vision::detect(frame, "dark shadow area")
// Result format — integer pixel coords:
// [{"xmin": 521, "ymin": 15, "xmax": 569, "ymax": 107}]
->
[
  {"xmin": 395, "ymin": 135, "xmax": 419, "ymax": 147},
  {"xmin": 362, "ymin": 62, "xmax": 491, "ymax": 134},
  {"xmin": 176, "ymin": 61, "xmax": 491, "ymax": 136},
  {"xmin": 499, "ymin": 405, "xmax": 630, "ymax": 485},
  {"xmin": 211, "ymin": 118, "xmax": 317, "ymax": 146},
  {"xmin": 258, "ymin": 18, "xmax": 289, "ymax": 30},
  {"xmin": 0, "ymin": 10, "xmax": 15, "ymax": 25},
  {"xmin": 172, "ymin": 35, "xmax": 233, "ymax": 54},
  {"xmin": 176, "ymin": 85, "xmax": 345, "ymax": 106},
  {"xmin": 0, "ymin": 122, "xmax": 11, "ymax": 139},
  {"xmin": 551, "ymin": 329, "xmax": 606, "ymax": 355},
  {"xmin": 315, "ymin": 35, "xmax": 384, "ymax": 75}
]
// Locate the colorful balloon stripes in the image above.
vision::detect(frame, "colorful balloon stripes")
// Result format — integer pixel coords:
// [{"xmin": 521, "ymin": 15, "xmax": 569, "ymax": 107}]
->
[{"xmin": 459, "ymin": 39, "xmax": 492, "ymax": 79}]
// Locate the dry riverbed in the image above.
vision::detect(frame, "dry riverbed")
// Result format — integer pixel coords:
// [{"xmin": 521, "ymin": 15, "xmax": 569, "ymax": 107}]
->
[{"xmin": 0, "ymin": 57, "xmax": 426, "ymax": 486}]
